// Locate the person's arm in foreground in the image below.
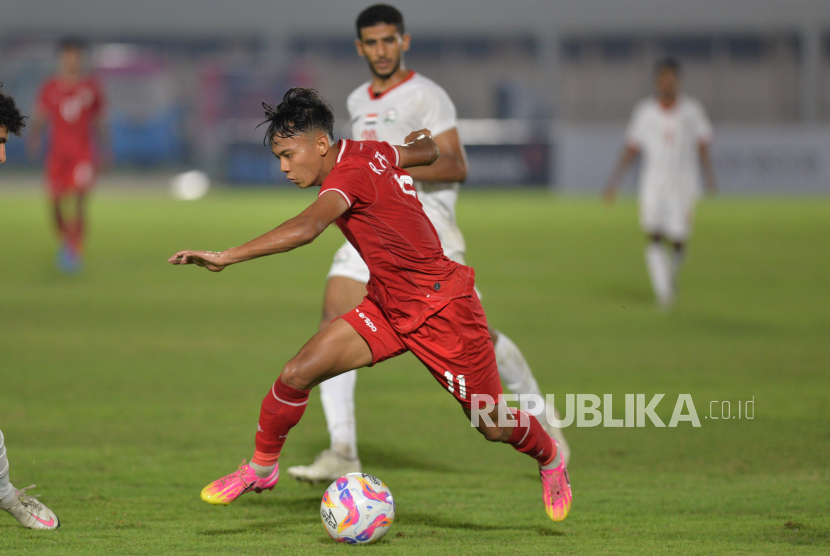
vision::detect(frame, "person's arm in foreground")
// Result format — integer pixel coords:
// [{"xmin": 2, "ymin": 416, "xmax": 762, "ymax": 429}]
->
[
  {"xmin": 404, "ymin": 127, "xmax": 465, "ymax": 182},
  {"xmin": 397, "ymin": 129, "xmax": 440, "ymax": 169},
  {"xmin": 168, "ymin": 191, "xmax": 349, "ymax": 272},
  {"xmin": 169, "ymin": 132, "xmax": 439, "ymax": 272}
]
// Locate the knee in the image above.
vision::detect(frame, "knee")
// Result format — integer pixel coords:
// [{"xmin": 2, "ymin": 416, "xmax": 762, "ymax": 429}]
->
[{"xmin": 280, "ymin": 358, "xmax": 314, "ymax": 391}]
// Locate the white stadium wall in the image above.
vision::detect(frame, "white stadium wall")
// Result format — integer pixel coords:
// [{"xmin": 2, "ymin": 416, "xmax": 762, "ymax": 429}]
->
[{"xmin": 555, "ymin": 124, "xmax": 830, "ymax": 193}]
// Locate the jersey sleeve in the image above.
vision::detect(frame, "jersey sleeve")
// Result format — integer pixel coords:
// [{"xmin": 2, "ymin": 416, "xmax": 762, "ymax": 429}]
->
[
  {"xmin": 625, "ymin": 102, "xmax": 647, "ymax": 148},
  {"xmin": 319, "ymin": 164, "xmax": 375, "ymax": 211},
  {"xmin": 419, "ymin": 84, "xmax": 457, "ymax": 137},
  {"xmin": 378, "ymin": 140, "xmax": 400, "ymax": 168}
]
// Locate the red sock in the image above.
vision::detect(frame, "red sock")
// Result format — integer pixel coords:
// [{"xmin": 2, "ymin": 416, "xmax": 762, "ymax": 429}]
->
[
  {"xmin": 252, "ymin": 378, "xmax": 310, "ymax": 465},
  {"xmin": 506, "ymin": 409, "xmax": 557, "ymax": 466}
]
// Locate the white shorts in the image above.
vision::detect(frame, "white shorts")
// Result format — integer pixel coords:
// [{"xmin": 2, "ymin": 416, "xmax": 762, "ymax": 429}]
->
[
  {"xmin": 327, "ymin": 186, "xmax": 467, "ymax": 283},
  {"xmin": 639, "ymin": 192, "xmax": 696, "ymax": 242}
]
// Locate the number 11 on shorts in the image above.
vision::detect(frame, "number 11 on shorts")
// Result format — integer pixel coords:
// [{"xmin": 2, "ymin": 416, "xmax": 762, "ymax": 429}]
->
[{"xmin": 444, "ymin": 371, "xmax": 466, "ymax": 399}]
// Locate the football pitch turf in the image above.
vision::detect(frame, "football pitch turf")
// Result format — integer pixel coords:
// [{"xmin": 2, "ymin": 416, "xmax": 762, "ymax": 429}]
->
[{"xmin": 0, "ymin": 187, "xmax": 828, "ymax": 555}]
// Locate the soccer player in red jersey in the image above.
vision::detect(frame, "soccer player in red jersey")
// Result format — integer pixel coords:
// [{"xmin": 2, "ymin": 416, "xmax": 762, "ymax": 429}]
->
[
  {"xmin": 28, "ymin": 38, "xmax": 108, "ymax": 272},
  {"xmin": 169, "ymin": 88, "xmax": 572, "ymax": 522},
  {"xmin": 0, "ymin": 85, "xmax": 61, "ymax": 530}
]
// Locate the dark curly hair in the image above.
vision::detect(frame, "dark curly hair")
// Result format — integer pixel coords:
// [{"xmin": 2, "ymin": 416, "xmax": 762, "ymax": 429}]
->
[
  {"xmin": 0, "ymin": 83, "xmax": 26, "ymax": 136},
  {"xmin": 260, "ymin": 88, "xmax": 334, "ymax": 147}
]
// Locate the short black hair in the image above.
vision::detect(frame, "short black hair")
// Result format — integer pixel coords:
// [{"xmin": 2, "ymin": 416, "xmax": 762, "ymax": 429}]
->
[
  {"xmin": 261, "ymin": 88, "xmax": 334, "ymax": 147},
  {"xmin": 0, "ymin": 83, "xmax": 26, "ymax": 136},
  {"xmin": 356, "ymin": 4, "xmax": 404, "ymax": 38},
  {"xmin": 655, "ymin": 57, "xmax": 681, "ymax": 76},
  {"xmin": 59, "ymin": 37, "xmax": 86, "ymax": 52}
]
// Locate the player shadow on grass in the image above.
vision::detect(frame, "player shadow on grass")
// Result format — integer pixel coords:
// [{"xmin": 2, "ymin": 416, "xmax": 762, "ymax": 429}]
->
[
  {"xmin": 600, "ymin": 284, "xmax": 654, "ymax": 305},
  {"xmin": 401, "ymin": 511, "xmax": 564, "ymax": 536},
  {"xmin": 197, "ymin": 494, "xmax": 321, "ymax": 536},
  {"xmin": 355, "ymin": 444, "xmax": 460, "ymax": 474}
]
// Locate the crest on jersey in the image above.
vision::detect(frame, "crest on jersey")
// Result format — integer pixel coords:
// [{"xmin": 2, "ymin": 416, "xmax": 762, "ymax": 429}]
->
[{"xmin": 383, "ymin": 109, "xmax": 397, "ymax": 123}]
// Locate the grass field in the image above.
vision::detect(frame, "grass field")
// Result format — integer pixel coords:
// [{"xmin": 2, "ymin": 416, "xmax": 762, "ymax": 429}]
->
[{"xmin": 0, "ymin": 187, "xmax": 828, "ymax": 555}]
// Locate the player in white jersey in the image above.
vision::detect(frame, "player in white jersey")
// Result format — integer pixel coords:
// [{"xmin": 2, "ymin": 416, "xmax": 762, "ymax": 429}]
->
[
  {"xmin": 604, "ymin": 58, "xmax": 715, "ymax": 307},
  {"xmin": 0, "ymin": 86, "xmax": 60, "ymax": 530},
  {"xmin": 287, "ymin": 4, "xmax": 569, "ymax": 484}
]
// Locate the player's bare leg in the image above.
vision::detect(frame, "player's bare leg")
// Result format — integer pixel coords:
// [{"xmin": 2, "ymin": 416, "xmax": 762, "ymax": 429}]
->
[
  {"xmin": 53, "ymin": 192, "xmax": 85, "ymax": 272},
  {"xmin": 287, "ymin": 276, "xmax": 367, "ymax": 484},
  {"xmin": 645, "ymin": 233, "xmax": 674, "ymax": 307},
  {"xmin": 464, "ymin": 402, "xmax": 571, "ymax": 522},
  {"xmin": 201, "ymin": 318, "xmax": 373, "ymax": 505},
  {"xmin": 292, "ymin": 275, "xmax": 571, "ymax": 482},
  {"xmin": 489, "ymin": 326, "xmax": 570, "ymax": 464}
]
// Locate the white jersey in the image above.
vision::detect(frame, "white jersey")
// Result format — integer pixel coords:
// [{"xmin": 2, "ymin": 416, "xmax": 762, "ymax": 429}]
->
[
  {"xmin": 626, "ymin": 95, "xmax": 712, "ymax": 204},
  {"xmin": 346, "ymin": 71, "xmax": 465, "ymax": 258}
]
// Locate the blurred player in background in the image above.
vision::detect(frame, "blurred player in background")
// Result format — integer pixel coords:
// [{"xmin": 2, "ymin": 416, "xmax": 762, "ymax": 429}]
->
[
  {"xmin": 287, "ymin": 4, "xmax": 569, "ymax": 485},
  {"xmin": 604, "ymin": 58, "xmax": 715, "ymax": 308},
  {"xmin": 0, "ymin": 85, "xmax": 60, "ymax": 530},
  {"xmin": 28, "ymin": 38, "xmax": 108, "ymax": 273}
]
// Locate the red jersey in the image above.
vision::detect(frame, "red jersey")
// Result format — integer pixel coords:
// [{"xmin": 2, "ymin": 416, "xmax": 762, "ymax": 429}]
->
[
  {"xmin": 36, "ymin": 76, "xmax": 105, "ymax": 159},
  {"xmin": 318, "ymin": 140, "xmax": 475, "ymax": 333}
]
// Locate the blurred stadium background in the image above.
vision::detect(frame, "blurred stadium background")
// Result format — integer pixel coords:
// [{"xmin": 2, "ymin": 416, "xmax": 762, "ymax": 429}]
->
[{"xmin": 3, "ymin": 0, "xmax": 829, "ymax": 191}]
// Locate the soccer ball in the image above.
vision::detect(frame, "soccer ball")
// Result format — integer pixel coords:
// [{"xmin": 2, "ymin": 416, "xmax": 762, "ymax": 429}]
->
[{"xmin": 320, "ymin": 473, "xmax": 395, "ymax": 544}]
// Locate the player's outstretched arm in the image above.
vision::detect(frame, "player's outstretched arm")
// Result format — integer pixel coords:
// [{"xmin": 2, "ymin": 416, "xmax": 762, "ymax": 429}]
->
[
  {"xmin": 168, "ymin": 191, "xmax": 349, "ymax": 272},
  {"xmin": 397, "ymin": 129, "xmax": 440, "ymax": 169}
]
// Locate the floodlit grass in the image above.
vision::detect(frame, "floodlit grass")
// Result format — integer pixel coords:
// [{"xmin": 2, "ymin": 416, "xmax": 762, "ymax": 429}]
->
[{"xmin": 0, "ymin": 187, "xmax": 828, "ymax": 555}]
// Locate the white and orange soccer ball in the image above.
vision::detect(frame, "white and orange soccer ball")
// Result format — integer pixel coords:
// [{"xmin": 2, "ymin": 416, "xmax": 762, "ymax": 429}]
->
[{"xmin": 320, "ymin": 473, "xmax": 395, "ymax": 544}]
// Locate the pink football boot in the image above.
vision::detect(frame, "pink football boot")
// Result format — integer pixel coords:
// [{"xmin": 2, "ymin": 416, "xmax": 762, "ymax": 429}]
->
[
  {"xmin": 200, "ymin": 460, "xmax": 279, "ymax": 505},
  {"xmin": 540, "ymin": 440, "xmax": 571, "ymax": 522}
]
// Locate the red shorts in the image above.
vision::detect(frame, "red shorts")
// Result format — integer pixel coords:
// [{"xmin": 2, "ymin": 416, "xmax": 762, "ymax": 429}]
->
[
  {"xmin": 341, "ymin": 293, "xmax": 503, "ymax": 410},
  {"xmin": 46, "ymin": 154, "xmax": 96, "ymax": 199}
]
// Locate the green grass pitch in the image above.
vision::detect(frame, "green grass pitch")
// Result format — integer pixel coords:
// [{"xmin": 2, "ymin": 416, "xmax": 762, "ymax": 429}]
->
[{"xmin": 0, "ymin": 187, "xmax": 828, "ymax": 555}]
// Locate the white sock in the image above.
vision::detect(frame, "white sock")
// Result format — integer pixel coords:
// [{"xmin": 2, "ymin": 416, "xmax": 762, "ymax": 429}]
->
[
  {"xmin": 542, "ymin": 444, "xmax": 563, "ymax": 470},
  {"xmin": 0, "ymin": 429, "xmax": 16, "ymax": 505},
  {"xmin": 250, "ymin": 461, "xmax": 276, "ymax": 479},
  {"xmin": 645, "ymin": 243, "xmax": 673, "ymax": 305},
  {"xmin": 493, "ymin": 332, "xmax": 543, "ymax": 398},
  {"xmin": 319, "ymin": 370, "xmax": 358, "ymax": 460}
]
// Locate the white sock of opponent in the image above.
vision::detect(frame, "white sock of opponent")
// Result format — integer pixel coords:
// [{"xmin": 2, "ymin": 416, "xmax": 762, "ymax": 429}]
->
[
  {"xmin": 319, "ymin": 370, "xmax": 359, "ymax": 460},
  {"xmin": 646, "ymin": 243, "xmax": 673, "ymax": 305},
  {"xmin": 494, "ymin": 332, "xmax": 544, "ymax": 399},
  {"xmin": 0, "ymin": 429, "xmax": 16, "ymax": 505}
]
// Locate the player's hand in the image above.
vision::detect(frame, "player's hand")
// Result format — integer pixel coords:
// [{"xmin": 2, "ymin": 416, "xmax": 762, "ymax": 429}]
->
[
  {"xmin": 168, "ymin": 250, "xmax": 228, "ymax": 272},
  {"xmin": 602, "ymin": 185, "xmax": 618, "ymax": 205},
  {"xmin": 404, "ymin": 129, "xmax": 432, "ymax": 144}
]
